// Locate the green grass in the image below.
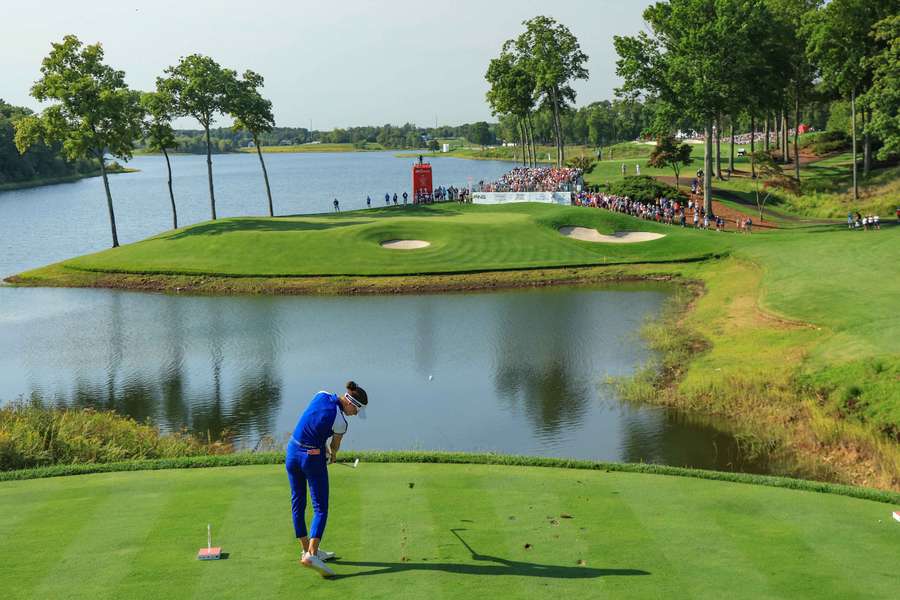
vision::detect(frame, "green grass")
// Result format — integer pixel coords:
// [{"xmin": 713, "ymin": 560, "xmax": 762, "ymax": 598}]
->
[
  {"xmin": 1, "ymin": 458, "xmax": 897, "ymax": 599},
  {"xmin": 29, "ymin": 203, "xmax": 724, "ymax": 277}
]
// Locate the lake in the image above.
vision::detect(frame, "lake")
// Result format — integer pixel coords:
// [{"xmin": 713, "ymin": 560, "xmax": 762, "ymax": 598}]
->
[{"xmin": 0, "ymin": 151, "xmax": 764, "ymax": 472}]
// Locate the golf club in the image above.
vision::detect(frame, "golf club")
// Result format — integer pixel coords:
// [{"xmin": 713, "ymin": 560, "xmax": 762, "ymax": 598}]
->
[{"xmin": 336, "ymin": 458, "xmax": 360, "ymax": 469}]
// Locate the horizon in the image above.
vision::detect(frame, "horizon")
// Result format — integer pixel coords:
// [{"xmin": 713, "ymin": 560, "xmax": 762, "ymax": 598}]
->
[{"xmin": 1, "ymin": 0, "xmax": 653, "ymax": 130}]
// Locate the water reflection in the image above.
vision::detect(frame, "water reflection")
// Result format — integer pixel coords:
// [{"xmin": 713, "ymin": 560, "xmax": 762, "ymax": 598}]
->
[{"xmin": 0, "ymin": 285, "xmax": 771, "ymax": 471}]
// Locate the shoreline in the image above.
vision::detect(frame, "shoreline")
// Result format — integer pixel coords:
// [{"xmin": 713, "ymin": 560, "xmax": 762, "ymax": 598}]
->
[
  {"xmin": 0, "ymin": 166, "xmax": 139, "ymax": 192},
  {"xmin": 4, "ymin": 262, "xmax": 687, "ymax": 296}
]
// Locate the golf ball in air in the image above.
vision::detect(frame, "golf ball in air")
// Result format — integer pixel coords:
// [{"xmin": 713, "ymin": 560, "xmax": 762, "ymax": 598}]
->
[{"xmin": 428, "ymin": 375, "xmax": 433, "ymax": 381}]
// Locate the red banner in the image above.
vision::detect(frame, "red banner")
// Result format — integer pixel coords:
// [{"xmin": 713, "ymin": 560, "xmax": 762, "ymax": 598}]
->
[{"xmin": 412, "ymin": 163, "xmax": 433, "ymax": 203}]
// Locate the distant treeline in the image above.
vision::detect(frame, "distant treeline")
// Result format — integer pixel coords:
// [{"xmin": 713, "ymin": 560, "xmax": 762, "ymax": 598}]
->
[
  {"xmin": 0, "ymin": 99, "xmax": 103, "ymax": 185},
  {"xmin": 135, "ymin": 96, "xmax": 833, "ymax": 156}
]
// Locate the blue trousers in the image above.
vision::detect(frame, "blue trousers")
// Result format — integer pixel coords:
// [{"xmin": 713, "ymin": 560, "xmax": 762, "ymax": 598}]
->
[{"xmin": 286, "ymin": 444, "xmax": 329, "ymax": 540}]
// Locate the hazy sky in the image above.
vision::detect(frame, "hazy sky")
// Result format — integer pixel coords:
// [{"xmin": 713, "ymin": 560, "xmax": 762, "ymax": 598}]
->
[{"xmin": 1, "ymin": 1, "xmax": 653, "ymax": 129}]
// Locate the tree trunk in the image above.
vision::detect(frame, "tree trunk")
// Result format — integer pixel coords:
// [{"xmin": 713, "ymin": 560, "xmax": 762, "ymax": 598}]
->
[
  {"xmin": 99, "ymin": 155, "xmax": 119, "ymax": 248},
  {"xmin": 162, "ymin": 147, "xmax": 177, "ymax": 229},
  {"xmin": 782, "ymin": 110, "xmax": 790, "ymax": 164},
  {"xmin": 550, "ymin": 87, "xmax": 563, "ymax": 167},
  {"xmin": 793, "ymin": 88, "xmax": 801, "ymax": 184},
  {"xmin": 518, "ymin": 118, "xmax": 526, "ymax": 166},
  {"xmin": 255, "ymin": 134, "xmax": 274, "ymax": 217},
  {"xmin": 764, "ymin": 115, "xmax": 769, "ymax": 152},
  {"xmin": 715, "ymin": 115, "xmax": 722, "ymax": 180},
  {"xmin": 704, "ymin": 120, "xmax": 713, "ymax": 215},
  {"xmin": 851, "ymin": 88, "xmax": 858, "ymax": 201},
  {"xmin": 728, "ymin": 117, "xmax": 735, "ymax": 175},
  {"xmin": 205, "ymin": 124, "xmax": 217, "ymax": 220},
  {"xmin": 750, "ymin": 115, "xmax": 756, "ymax": 179},
  {"xmin": 526, "ymin": 114, "xmax": 535, "ymax": 167},
  {"xmin": 863, "ymin": 109, "xmax": 871, "ymax": 177},
  {"xmin": 774, "ymin": 111, "xmax": 780, "ymax": 152}
]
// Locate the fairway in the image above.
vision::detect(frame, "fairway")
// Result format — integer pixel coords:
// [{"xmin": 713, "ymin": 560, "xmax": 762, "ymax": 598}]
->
[{"xmin": 1, "ymin": 462, "xmax": 897, "ymax": 600}]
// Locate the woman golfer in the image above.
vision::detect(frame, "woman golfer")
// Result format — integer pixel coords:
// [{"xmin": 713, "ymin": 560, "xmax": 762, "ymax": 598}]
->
[{"xmin": 286, "ymin": 381, "xmax": 368, "ymax": 577}]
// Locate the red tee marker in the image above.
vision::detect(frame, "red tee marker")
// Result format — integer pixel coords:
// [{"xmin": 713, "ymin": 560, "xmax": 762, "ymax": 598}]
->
[{"xmin": 198, "ymin": 524, "xmax": 222, "ymax": 560}]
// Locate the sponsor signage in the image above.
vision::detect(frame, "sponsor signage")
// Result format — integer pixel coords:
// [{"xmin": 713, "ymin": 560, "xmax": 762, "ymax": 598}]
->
[{"xmin": 472, "ymin": 192, "xmax": 572, "ymax": 205}]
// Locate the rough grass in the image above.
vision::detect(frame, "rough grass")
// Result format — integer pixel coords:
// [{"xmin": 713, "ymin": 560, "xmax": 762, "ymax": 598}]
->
[
  {"xmin": 0, "ymin": 458, "xmax": 896, "ymax": 599},
  {"xmin": 0, "ymin": 402, "xmax": 229, "ymax": 471}
]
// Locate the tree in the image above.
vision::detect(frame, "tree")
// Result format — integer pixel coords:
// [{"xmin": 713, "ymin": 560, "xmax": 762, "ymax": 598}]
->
[
  {"xmin": 513, "ymin": 16, "xmax": 588, "ymax": 167},
  {"xmin": 647, "ymin": 135, "xmax": 693, "ymax": 190},
  {"xmin": 14, "ymin": 36, "xmax": 143, "ymax": 248},
  {"xmin": 468, "ymin": 121, "xmax": 492, "ymax": 149},
  {"xmin": 141, "ymin": 90, "xmax": 179, "ymax": 229},
  {"xmin": 862, "ymin": 14, "xmax": 900, "ymax": 161},
  {"xmin": 161, "ymin": 55, "xmax": 235, "ymax": 220},
  {"xmin": 615, "ymin": 0, "xmax": 773, "ymax": 216},
  {"xmin": 566, "ymin": 155, "xmax": 596, "ymax": 172},
  {"xmin": 752, "ymin": 149, "xmax": 799, "ymax": 221},
  {"xmin": 486, "ymin": 50, "xmax": 537, "ymax": 165},
  {"xmin": 803, "ymin": 0, "xmax": 893, "ymax": 198},
  {"xmin": 228, "ymin": 70, "xmax": 276, "ymax": 217}
]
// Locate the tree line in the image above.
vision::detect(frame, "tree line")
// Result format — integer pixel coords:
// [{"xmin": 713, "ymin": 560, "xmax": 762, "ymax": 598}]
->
[
  {"xmin": 486, "ymin": 6, "xmax": 898, "ymax": 215},
  {"xmin": 0, "ymin": 99, "xmax": 106, "ymax": 186},
  {"xmin": 612, "ymin": 0, "xmax": 898, "ymax": 214}
]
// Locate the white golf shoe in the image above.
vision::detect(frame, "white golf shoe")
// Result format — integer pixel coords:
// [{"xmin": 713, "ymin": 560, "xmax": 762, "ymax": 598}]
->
[
  {"xmin": 301, "ymin": 551, "xmax": 335, "ymax": 578},
  {"xmin": 316, "ymin": 549, "xmax": 335, "ymax": 561}
]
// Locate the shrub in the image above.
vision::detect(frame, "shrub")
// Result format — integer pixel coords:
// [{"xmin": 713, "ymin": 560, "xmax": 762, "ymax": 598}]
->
[
  {"xmin": 0, "ymin": 402, "xmax": 230, "ymax": 471},
  {"xmin": 798, "ymin": 131, "xmax": 850, "ymax": 155},
  {"xmin": 608, "ymin": 175, "xmax": 686, "ymax": 203}
]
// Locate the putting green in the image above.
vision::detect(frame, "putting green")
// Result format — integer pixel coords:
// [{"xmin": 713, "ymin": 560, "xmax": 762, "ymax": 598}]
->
[
  {"xmin": 1, "ymin": 463, "xmax": 896, "ymax": 599},
  {"xmin": 41, "ymin": 204, "xmax": 724, "ymax": 277}
]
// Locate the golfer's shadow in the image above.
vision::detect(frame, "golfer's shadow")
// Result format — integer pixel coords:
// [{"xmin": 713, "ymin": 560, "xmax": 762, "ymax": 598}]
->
[{"xmin": 331, "ymin": 529, "xmax": 649, "ymax": 580}]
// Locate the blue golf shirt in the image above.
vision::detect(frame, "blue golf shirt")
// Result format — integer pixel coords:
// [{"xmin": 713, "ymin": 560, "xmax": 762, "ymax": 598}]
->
[{"xmin": 291, "ymin": 391, "xmax": 348, "ymax": 449}]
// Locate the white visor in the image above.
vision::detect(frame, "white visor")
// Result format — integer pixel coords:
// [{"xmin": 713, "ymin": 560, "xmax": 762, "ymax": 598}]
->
[{"xmin": 345, "ymin": 393, "xmax": 367, "ymax": 420}]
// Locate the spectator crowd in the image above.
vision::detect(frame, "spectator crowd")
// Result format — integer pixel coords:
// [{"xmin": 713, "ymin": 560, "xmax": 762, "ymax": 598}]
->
[
  {"xmin": 572, "ymin": 189, "xmax": 755, "ymax": 233},
  {"xmin": 479, "ymin": 167, "xmax": 582, "ymax": 193}
]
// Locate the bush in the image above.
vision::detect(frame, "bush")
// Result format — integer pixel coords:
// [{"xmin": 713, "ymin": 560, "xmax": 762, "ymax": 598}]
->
[
  {"xmin": 798, "ymin": 131, "xmax": 850, "ymax": 155},
  {"xmin": 608, "ymin": 175, "xmax": 686, "ymax": 203},
  {"xmin": 0, "ymin": 402, "xmax": 230, "ymax": 471}
]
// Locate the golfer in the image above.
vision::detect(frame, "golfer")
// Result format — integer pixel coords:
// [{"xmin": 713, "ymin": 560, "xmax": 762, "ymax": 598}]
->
[{"xmin": 286, "ymin": 381, "xmax": 369, "ymax": 577}]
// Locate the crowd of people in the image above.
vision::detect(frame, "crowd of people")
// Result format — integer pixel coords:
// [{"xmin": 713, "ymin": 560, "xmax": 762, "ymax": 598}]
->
[
  {"xmin": 479, "ymin": 167, "xmax": 582, "ymax": 193},
  {"xmin": 417, "ymin": 185, "xmax": 469, "ymax": 204},
  {"xmin": 848, "ymin": 211, "xmax": 881, "ymax": 230},
  {"xmin": 572, "ymin": 189, "xmax": 755, "ymax": 233}
]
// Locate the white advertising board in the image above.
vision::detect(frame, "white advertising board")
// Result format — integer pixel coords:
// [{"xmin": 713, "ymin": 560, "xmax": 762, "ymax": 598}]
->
[{"xmin": 471, "ymin": 191, "xmax": 572, "ymax": 205}]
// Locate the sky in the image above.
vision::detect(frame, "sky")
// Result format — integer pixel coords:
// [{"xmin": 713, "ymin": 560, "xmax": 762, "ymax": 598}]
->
[{"xmin": 1, "ymin": 0, "xmax": 653, "ymax": 129}]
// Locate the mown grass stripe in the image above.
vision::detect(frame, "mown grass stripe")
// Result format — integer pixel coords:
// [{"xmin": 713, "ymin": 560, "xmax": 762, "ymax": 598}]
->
[
  {"xmin": 31, "ymin": 475, "xmax": 168, "ymax": 599},
  {"xmin": 3, "ymin": 452, "xmax": 896, "ymax": 505},
  {"xmin": 1, "ymin": 476, "xmax": 114, "ymax": 599},
  {"xmin": 107, "ymin": 468, "xmax": 243, "ymax": 599}
]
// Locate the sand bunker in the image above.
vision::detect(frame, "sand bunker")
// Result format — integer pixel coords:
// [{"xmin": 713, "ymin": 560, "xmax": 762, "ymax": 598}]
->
[
  {"xmin": 380, "ymin": 239, "xmax": 431, "ymax": 250},
  {"xmin": 558, "ymin": 226, "xmax": 665, "ymax": 243}
]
